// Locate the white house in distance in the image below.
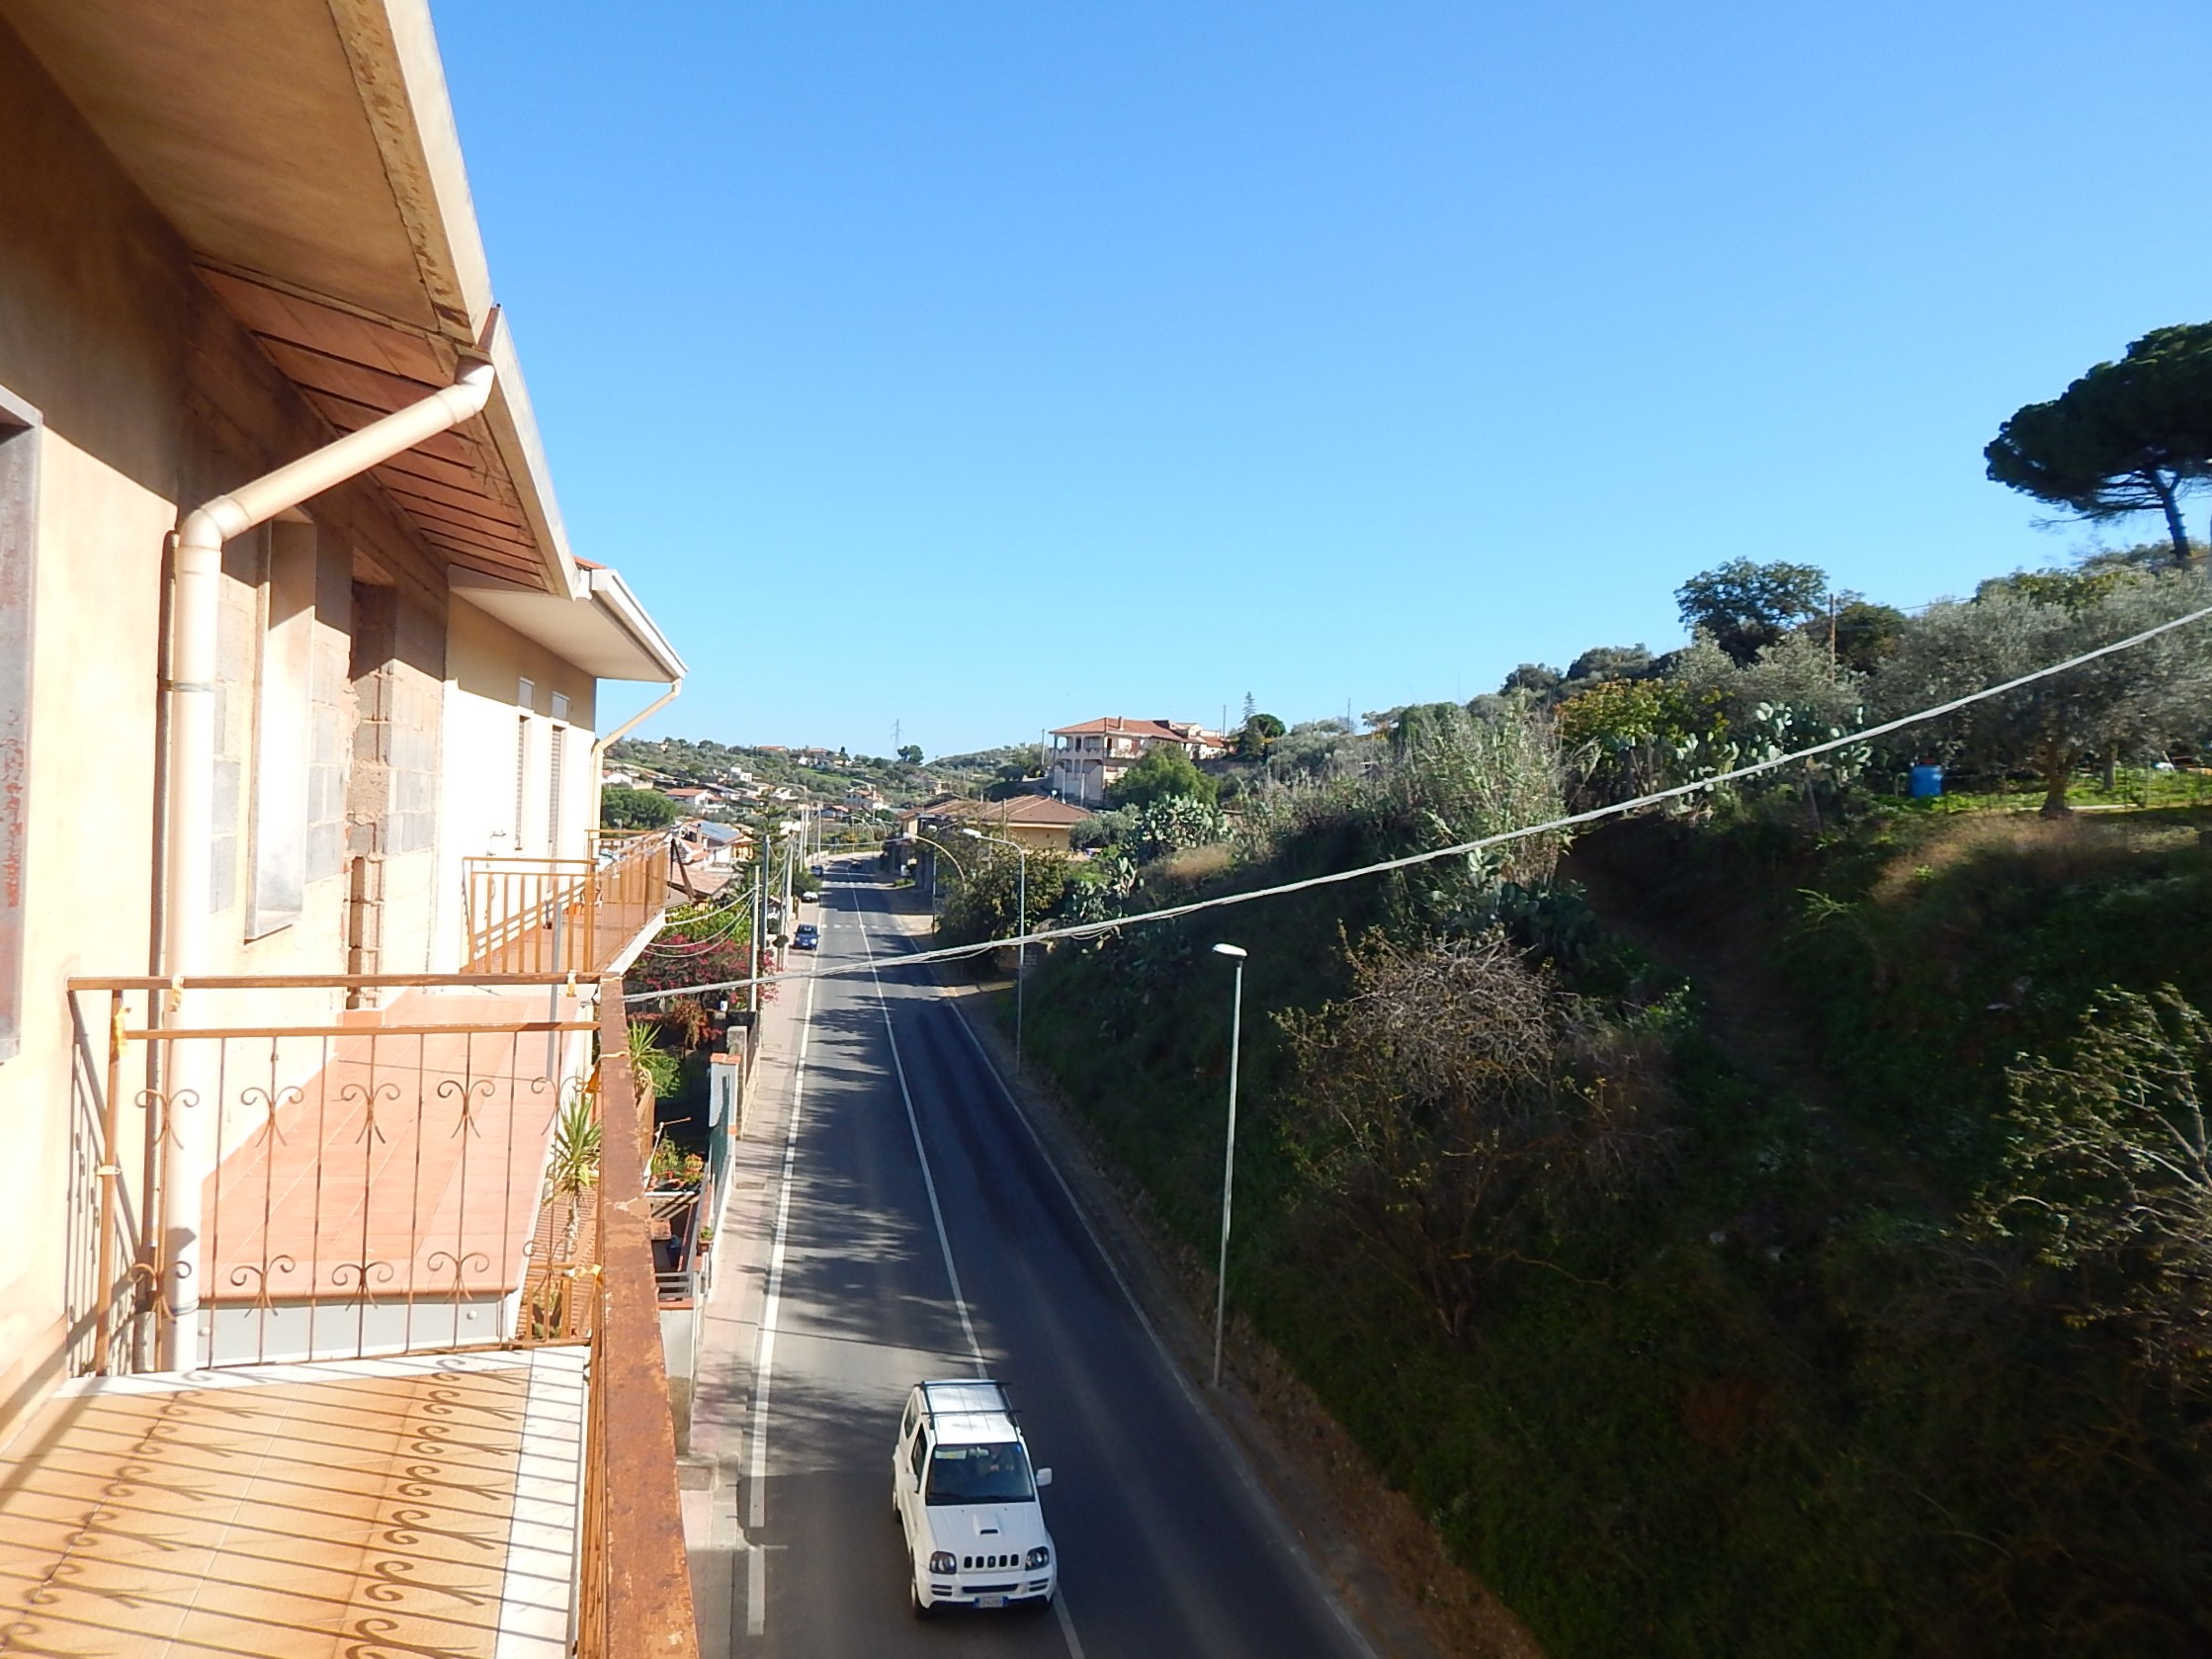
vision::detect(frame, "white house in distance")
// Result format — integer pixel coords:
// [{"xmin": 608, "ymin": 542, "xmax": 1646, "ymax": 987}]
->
[{"xmin": 1046, "ymin": 717, "xmax": 1226, "ymax": 808}]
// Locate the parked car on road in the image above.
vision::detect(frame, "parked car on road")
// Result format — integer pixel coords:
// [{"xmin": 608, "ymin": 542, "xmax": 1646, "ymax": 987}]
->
[
  {"xmin": 892, "ymin": 1379, "xmax": 1055, "ymax": 1615},
  {"xmin": 793, "ymin": 922, "xmax": 819, "ymax": 950}
]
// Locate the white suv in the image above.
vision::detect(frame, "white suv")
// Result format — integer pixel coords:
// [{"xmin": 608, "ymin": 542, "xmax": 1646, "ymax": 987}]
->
[{"xmin": 892, "ymin": 1379, "xmax": 1057, "ymax": 1615}]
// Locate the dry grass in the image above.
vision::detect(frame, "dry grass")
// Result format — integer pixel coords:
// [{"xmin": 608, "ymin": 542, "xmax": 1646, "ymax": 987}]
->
[
  {"xmin": 1870, "ymin": 813, "xmax": 2200, "ymax": 907},
  {"xmin": 1149, "ymin": 840, "xmax": 1238, "ymax": 888}
]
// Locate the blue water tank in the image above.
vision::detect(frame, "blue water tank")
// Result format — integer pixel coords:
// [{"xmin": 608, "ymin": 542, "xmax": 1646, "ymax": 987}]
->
[{"xmin": 1908, "ymin": 764, "xmax": 1944, "ymax": 799}]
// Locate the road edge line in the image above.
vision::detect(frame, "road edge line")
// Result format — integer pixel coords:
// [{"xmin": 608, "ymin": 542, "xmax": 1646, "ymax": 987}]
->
[
  {"xmin": 938, "ymin": 988, "xmax": 1385, "ymax": 1659},
  {"xmin": 741, "ymin": 950, "xmax": 820, "ymax": 1634}
]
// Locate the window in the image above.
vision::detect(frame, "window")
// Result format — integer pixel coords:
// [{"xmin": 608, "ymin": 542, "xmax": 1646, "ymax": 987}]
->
[
  {"xmin": 513, "ymin": 715, "xmax": 530, "ymax": 853},
  {"xmin": 546, "ymin": 721, "xmax": 564, "ymax": 851},
  {"xmin": 245, "ymin": 519, "xmax": 315, "ymax": 938},
  {"xmin": 908, "ymin": 1430, "xmax": 929, "ymax": 1485},
  {"xmin": 511, "ymin": 678, "xmax": 536, "ymax": 853},
  {"xmin": 925, "ymin": 1441, "xmax": 1035, "ymax": 1506},
  {"xmin": 0, "ymin": 387, "xmax": 40, "ymax": 1063}
]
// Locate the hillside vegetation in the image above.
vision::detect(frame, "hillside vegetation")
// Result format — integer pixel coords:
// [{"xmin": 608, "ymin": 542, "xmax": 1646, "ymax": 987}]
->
[
  {"xmin": 1026, "ymin": 784, "xmax": 2212, "ymax": 1655},
  {"xmin": 1011, "ymin": 544, "xmax": 2212, "ymax": 1654}
]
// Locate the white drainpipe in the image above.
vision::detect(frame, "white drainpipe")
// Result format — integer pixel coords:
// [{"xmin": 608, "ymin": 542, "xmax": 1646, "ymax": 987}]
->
[
  {"xmin": 156, "ymin": 360, "xmax": 495, "ymax": 1370},
  {"xmin": 589, "ymin": 678, "xmax": 683, "ymax": 830}
]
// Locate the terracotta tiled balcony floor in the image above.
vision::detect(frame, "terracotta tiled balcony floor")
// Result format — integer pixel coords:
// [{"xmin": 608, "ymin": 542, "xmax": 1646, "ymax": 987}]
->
[
  {"xmin": 0, "ymin": 1349, "xmax": 584, "ymax": 1658},
  {"xmin": 206, "ymin": 990, "xmax": 582, "ymax": 1307}
]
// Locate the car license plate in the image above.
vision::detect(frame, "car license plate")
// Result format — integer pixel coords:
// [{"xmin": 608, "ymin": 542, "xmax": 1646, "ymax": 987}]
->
[{"xmin": 979, "ymin": 1595, "xmax": 1005, "ymax": 1610}]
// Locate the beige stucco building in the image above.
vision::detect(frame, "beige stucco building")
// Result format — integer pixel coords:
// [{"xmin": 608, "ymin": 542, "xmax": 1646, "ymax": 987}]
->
[
  {"xmin": 0, "ymin": 0, "xmax": 684, "ymax": 1493},
  {"xmin": 1045, "ymin": 715, "xmax": 1225, "ymax": 807}
]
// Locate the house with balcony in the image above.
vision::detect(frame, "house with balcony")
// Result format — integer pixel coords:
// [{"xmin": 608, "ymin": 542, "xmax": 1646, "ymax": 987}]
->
[
  {"xmin": 0, "ymin": 2, "xmax": 699, "ymax": 1654},
  {"xmin": 1046, "ymin": 716, "xmax": 1227, "ymax": 807}
]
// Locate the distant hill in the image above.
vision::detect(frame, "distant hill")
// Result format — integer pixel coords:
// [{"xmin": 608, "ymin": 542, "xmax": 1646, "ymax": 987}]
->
[{"xmin": 606, "ymin": 736, "xmax": 1040, "ymax": 809}]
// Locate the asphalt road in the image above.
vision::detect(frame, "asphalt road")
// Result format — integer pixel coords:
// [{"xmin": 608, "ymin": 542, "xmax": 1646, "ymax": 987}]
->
[{"xmin": 728, "ymin": 867, "xmax": 1372, "ymax": 1659}]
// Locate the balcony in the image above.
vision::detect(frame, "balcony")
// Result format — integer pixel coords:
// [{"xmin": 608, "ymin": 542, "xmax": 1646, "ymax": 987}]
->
[
  {"xmin": 0, "ymin": 974, "xmax": 698, "ymax": 1659},
  {"xmin": 465, "ymin": 830, "xmax": 674, "ymax": 976}
]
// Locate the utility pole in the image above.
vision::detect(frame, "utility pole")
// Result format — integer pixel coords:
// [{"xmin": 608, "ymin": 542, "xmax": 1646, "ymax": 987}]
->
[
  {"xmin": 748, "ymin": 842, "xmax": 764, "ymax": 1016},
  {"xmin": 780, "ymin": 822, "xmax": 794, "ymax": 950}
]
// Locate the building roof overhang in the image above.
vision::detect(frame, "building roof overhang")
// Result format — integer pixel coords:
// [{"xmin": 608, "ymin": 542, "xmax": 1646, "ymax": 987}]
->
[
  {"xmin": 452, "ymin": 562, "xmax": 687, "ymax": 683},
  {"xmin": 0, "ymin": 0, "xmax": 581, "ymax": 599}
]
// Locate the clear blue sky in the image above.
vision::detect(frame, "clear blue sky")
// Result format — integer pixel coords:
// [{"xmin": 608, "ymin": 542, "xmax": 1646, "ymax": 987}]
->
[{"xmin": 436, "ymin": 0, "xmax": 2212, "ymax": 758}]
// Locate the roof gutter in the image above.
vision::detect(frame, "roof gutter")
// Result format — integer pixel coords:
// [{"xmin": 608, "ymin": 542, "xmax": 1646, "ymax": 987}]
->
[
  {"xmin": 154, "ymin": 359, "xmax": 495, "ymax": 1369},
  {"xmin": 584, "ymin": 564, "xmax": 688, "ymax": 680}
]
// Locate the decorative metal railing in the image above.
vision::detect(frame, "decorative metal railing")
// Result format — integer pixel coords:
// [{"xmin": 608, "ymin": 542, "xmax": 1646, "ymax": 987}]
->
[
  {"xmin": 57, "ymin": 968, "xmax": 700, "ymax": 1658},
  {"xmin": 465, "ymin": 830, "xmax": 672, "ymax": 974},
  {"xmin": 63, "ymin": 972, "xmax": 596, "ymax": 1375}
]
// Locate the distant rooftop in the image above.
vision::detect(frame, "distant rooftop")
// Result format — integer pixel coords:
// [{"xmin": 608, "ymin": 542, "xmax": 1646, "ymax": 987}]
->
[{"xmin": 1049, "ymin": 717, "xmax": 1194, "ymax": 742}]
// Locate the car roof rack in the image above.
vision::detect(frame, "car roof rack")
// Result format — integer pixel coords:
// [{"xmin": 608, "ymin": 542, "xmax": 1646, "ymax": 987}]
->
[{"xmin": 917, "ymin": 1377, "xmax": 1017, "ymax": 1423}]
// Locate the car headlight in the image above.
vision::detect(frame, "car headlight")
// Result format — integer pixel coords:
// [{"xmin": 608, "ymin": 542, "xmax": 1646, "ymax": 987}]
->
[
  {"xmin": 1025, "ymin": 1546, "xmax": 1051, "ymax": 1571},
  {"xmin": 928, "ymin": 1551, "xmax": 958, "ymax": 1575}
]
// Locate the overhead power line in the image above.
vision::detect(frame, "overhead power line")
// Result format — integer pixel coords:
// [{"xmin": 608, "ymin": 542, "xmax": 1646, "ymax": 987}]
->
[{"xmin": 625, "ymin": 599, "xmax": 2212, "ymax": 1005}]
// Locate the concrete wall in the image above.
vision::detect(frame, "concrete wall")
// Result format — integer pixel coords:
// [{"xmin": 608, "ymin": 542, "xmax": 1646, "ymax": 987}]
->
[
  {"xmin": 0, "ymin": 17, "xmax": 200, "ymax": 1441},
  {"xmin": 430, "ymin": 598, "xmax": 598, "ymax": 972}
]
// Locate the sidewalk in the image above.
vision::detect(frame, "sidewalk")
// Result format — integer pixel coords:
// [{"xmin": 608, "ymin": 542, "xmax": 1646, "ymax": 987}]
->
[{"xmin": 676, "ymin": 923, "xmax": 814, "ymax": 1651}]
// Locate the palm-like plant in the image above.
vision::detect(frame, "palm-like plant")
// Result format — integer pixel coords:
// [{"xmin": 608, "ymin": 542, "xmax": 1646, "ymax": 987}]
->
[
  {"xmin": 547, "ymin": 1085, "xmax": 601, "ymax": 1262},
  {"xmin": 627, "ymin": 1019, "xmax": 681, "ymax": 1098}
]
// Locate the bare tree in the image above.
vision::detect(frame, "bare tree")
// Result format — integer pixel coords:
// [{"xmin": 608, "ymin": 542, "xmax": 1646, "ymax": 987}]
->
[{"xmin": 1280, "ymin": 935, "xmax": 1671, "ymax": 1340}]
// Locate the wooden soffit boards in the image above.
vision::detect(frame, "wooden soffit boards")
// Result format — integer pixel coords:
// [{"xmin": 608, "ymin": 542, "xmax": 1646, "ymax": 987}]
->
[{"xmin": 197, "ymin": 266, "xmax": 557, "ymax": 592}]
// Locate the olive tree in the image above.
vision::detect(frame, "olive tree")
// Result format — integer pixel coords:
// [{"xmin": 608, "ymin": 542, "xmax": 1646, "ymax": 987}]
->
[{"xmin": 1872, "ymin": 569, "xmax": 2212, "ymax": 813}]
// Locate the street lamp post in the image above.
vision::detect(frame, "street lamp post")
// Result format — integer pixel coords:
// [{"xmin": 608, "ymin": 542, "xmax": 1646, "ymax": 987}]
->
[
  {"xmin": 748, "ymin": 846, "xmax": 765, "ymax": 1016},
  {"xmin": 911, "ymin": 831, "xmax": 971, "ymax": 919},
  {"xmin": 963, "ymin": 828, "xmax": 1029, "ymax": 1075},
  {"xmin": 1210, "ymin": 942, "xmax": 1247, "ymax": 1388}
]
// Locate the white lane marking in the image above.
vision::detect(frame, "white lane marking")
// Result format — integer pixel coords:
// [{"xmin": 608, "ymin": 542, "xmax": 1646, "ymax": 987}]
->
[
  {"xmin": 863, "ymin": 904, "xmax": 1087, "ymax": 1659},
  {"xmin": 942, "ymin": 1004, "xmax": 1173, "ymax": 1357},
  {"xmin": 1054, "ymin": 1594, "xmax": 1088, "ymax": 1659},
  {"xmin": 938, "ymin": 978, "xmax": 1384, "ymax": 1659},
  {"xmin": 743, "ymin": 958, "xmax": 821, "ymax": 1636},
  {"xmin": 853, "ymin": 904, "xmax": 984, "ymax": 1373},
  {"xmin": 745, "ymin": 1542, "xmax": 764, "ymax": 1639}
]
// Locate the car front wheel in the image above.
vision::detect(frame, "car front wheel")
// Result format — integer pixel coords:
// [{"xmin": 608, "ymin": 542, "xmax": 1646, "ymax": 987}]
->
[{"xmin": 908, "ymin": 1577, "xmax": 933, "ymax": 1620}]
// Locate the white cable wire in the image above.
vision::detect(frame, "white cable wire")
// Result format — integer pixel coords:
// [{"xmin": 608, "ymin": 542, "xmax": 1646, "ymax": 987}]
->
[
  {"xmin": 625, "ymin": 598, "xmax": 2212, "ymax": 1004},
  {"xmin": 638, "ymin": 884, "xmax": 751, "ymax": 955}
]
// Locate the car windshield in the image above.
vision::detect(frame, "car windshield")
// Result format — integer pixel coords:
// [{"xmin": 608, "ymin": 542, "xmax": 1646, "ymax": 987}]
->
[{"xmin": 925, "ymin": 1441, "xmax": 1035, "ymax": 1505}]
